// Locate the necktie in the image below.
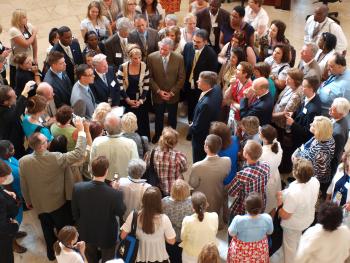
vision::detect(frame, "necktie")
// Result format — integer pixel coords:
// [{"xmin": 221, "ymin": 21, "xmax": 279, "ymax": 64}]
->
[
  {"xmin": 65, "ymin": 46, "xmax": 74, "ymax": 61},
  {"xmin": 189, "ymin": 51, "xmax": 200, "ymax": 88},
  {"xmin": 102, "ymin": 74, "xmax": 108, "ymax": 86},
  {"xmin": 140, "ymin": 33, "xmax": 147, "ymax": 49},
  {"xmin": 88, "ymin": 88, "xmax": 96, "ymax": 106},
  {"xmin": 311, "ymin": 23, "xmax": 320, "ymax": 40},
  {"xmin": 162, "ymin": 57, "xmax": 168, "ymax": 72}
]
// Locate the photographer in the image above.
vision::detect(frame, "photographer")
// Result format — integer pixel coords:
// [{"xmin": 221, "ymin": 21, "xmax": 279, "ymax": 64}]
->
[{"xmin": 13, "ymin": 53, "xmax": 41, "ymax": 96}]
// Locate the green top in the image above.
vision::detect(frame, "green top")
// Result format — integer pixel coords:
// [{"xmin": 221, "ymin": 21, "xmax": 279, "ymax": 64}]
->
[{"xmin": 50, "ymin": 123, "xmax": 76, "ymax": 151}]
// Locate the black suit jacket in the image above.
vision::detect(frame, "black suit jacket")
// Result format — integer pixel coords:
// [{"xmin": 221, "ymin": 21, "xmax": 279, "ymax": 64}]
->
[
  {"xmin": 44, "ymin": 69, "xmax": 72, "ymax": 108},
  {"xmin": 0, "ymin": 189, "xmax": 19, "ymax": 239},
  {"xmin": 196, "ymin": 8, "xmax": 230, "ymax": 53},
  {"xmin": 72, "ymin": 181, "xmax": 126, "ymax": 248},
  {"xmin": 51, "ymin": 41, "xmax": 84, "ymax": 84},
  {"xmin": 128, "ymin": 28, "xmax": 159, "ymax": 60},
  {"xmin": 240, "ymin": 92, "xmax": 274, "ymax": 126},
  {"xmin": 191, "ymin": 85, "xmax": 222, "ymax": 161},
  {"xmin": 331, "ymin": 117, "xmax": 349, "ymax": 175},
  {"xmin": 291, "ymin": 94, "xmax": 322, "ymax": 148},
  {"xmin": 183, "ymin": 43, "xmax": 218, "ymax": 91},
  {"xmin": 90, "ymin": 67, "xmax": 121, "ymax": 106},
  {"xmin": 104, "ymin": 34, "xmax": 125, "ymax": 71}
]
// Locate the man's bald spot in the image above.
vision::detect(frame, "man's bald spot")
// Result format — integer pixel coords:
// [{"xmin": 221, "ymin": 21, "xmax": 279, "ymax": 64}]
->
[
  {"xmin": 253, "ymin": 77, "xmax": 269, "ymax": 91},
  {"xmin": 315, "ymin": 5, "xmax": 329, "ymax": 16}
]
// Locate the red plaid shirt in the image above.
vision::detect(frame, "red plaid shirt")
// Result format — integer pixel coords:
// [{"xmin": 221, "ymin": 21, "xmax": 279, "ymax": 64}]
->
[
  {"xmin": 152, "ymin": 147, "xmax": 187, "ymax": 195},
  {"xmin": 227, "ymin": 161, "xmax": 270, "ymax": 216}
]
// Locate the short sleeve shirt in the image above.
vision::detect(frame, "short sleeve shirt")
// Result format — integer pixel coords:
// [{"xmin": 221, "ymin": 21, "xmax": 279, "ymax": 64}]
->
[
  {"xmin": 9, "ymin": 23, "xmax": 34, "ymax": 66},
  {"xmin": 80, "ymin": 16, "xmax": 110, "ymax": 39}
]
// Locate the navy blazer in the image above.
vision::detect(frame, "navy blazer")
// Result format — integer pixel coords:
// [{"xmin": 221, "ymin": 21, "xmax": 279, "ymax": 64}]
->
[
  {"xmin": 331, "ymin": 117, "xmax": 349, "ymax": 175},
  {"xmin": 104, "ymin": 34, "xmax": 124, "ymax": 71},
  {"xmin": 291, "ymin": 94, "xmax": 322, "ymax": 148},
  {"xmin": 51, "ymin": 40, "xmax": 84, "ymax": 84},
  {"xmin": 183, "ymin": 43, "xmax": 218, "ymax": 91},
  {"xmin": 128, "ymin": 28, "xmax": 159, "ymax": 59},
  {"xmin": 44, "ymin": 69, "xmax": 72, "ymax": 108},
  {"xmin": 90, "ymin": 67, "xmax": 121, "ymax": 106},
  {"xmin": 240, "ymin": 92, "xmax": 274, "ymax": 126}
]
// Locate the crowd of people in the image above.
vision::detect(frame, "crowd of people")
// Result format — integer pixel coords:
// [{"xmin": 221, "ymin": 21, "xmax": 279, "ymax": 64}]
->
[{"xmin": 0, "ymin": 0, "xmax": 350, "ymax": 262}]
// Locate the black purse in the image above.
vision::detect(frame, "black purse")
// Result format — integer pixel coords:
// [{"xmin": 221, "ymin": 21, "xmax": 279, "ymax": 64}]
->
[
  {"xmin": 116, "ymin": 210, "xmax": 139, "ymax": 263},
  {"xmin": 142, "ymin": 149, "xmax": 160, "ymax": 187}
]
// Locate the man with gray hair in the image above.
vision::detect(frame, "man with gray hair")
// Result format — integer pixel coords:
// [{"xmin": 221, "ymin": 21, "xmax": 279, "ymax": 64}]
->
[
  {"xmin": 298, "ymin": 43, "xmax": 321, "ymax": 80},
  {"xmin": 118, "ymin": 159, "xmax": 151, "ymax": 220},
  {"xmin": 90, "ymin": 111, "xmax": 138, "ymax": 182},
  {"xmin": 329, "ymin": 97, "xmax": 350, "ymax": 176},
  {"xmin": 90, "ymin": 53, "xmax": 120, "ymax": 106},
  {"xmin": 36, "ymin": 82, "xmax": 57, "ymax": 125},
  {"xmin": 105, "ymin": 17, "xmax": 133, "ymax": 70},
  {"xmin": 190, "ymin": 71, "xmax": 222, "ymax": 162},
  {"xmin": 147, "ymin": 37, "xmax": 185, "ymax": 143}
]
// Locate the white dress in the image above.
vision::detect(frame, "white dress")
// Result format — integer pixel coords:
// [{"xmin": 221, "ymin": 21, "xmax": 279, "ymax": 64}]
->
[
  {"xmin": 121, "ymin": 213, "xmax": 176, "ymax": 262},
  {"xmin": 259, "ymin": 142, "xmax": 282, "ymax": 213}
]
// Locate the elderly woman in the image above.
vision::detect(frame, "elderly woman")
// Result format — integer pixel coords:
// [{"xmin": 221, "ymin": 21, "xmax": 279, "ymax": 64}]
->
[
  {"xmin": 244, "ymin": 0, "xmax": 269, "ymax": 39},
  {"xmin": 224, "ymin": 62, "xmax": 253, "ymax": 132},
  {"xmin": 100, "ymin": 0, "xmax": 121, "ymax": 33},
  {"xmin": 8, "ymin": 9, "xmax": 38, "ymax": 88},
  {"xmin": 295, "ymin": 202, "xmax": 350, "ymax": 263},
  {"xmin": 315, "ymin": 32, "xmax": 337, "ymax": 80},
  {"xmin": 117, "ymin": 44, "xmax": 150, "ymax": 138},
  {"xmin": 272, "ymin": 68, "xmax": 304, "ymax": 131},
  {"xmin": 121, "ymin": 112, "xmax": 148, "ymax": 158},
  {"xmin": 264, "ymin": 44, "xmax": 291, "ymax": 91},
  {"xmin": 148, "ymin": 127, "xmax": 187, "ymax": 196},
  {"xmin": 91, "ymin": 102, "xmax": 111, "ymax": 126},
  {"xmin": 50, "ymin": 106, "xmax": 78, "ymax": 151},
  {"xmin": 277, "ymin": 158, "xmax": 320, "ymax": 263},
  {"xmin": 259, "ymin": 125, "xmax": 282, "ymax": 216},
  {"xmin": 118, "ymin": 159, "xmax": 151, "ymax": 220},
  {"xmin": 179, "ymin": 13, "xmax": 199, "ymax": 51},
  {"xmin": 294, "ymin": 116, "xmax": 335, "ymax": 198},
  {"xmin": 162, "ymin": 179, "xmax": 193, "ymax": 263},
  {"xmin": 80, "ymin": 1, "xmax": 112, "ymax": 41}
]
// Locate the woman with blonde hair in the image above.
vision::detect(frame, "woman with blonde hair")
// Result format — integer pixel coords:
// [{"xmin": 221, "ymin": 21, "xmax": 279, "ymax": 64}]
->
[
  {"xmin": 148, "ymin": 127, "xmax": 187, "ymax": 196},
  {"xmin": 117, "ymin": 0, "xmax": 141, "ymax": 24},
  {"xmin": 162, "ymin": 179, "xmax": 193, "ymax": 262},
  {"xmin": 294, "ymin": 116, "xmax": 335, "ymax": 198},
  {"xmin": 80, "ymin": 1, "xmax": 112, "ymax": 41},
  {"xmin": 117, "ymin": 44, "xmax": 150, "ymax": 138},
  {"xmin": 121, "ymin": 112, "xmax": 148, "ymax": 158},
  {"xmin": 92, "ymin": 102, "xmax": 111, "ymax": 125},
  {"xmin": 198, "ymin": 243, "xmax": 221, "ymax": 263},
  {"xmin": 164, "ymin": 26, "xmax": 182, "ymax": 53},
  {"xmin": 8, "ymin": 9, "xmax": 38, "ymax": 87}
]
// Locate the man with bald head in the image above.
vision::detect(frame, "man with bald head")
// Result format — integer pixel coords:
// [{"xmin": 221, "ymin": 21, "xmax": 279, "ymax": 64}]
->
[
  {"xmin": 304, "ymin": 4, "xmax": 347, "ymax": 55},
  {"xmin": 36, "ymin": 82, "xmax": 57, "ymax": 125},
  {"xmin": 240, "ymin": 77, "xmax": 274, "ymax": 125},
  {"xmin": 90, "ymin": 110, "xmax": 138, "ymax": 182}
]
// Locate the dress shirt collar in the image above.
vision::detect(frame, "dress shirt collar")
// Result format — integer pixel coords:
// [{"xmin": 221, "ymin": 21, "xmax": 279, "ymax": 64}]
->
[
  {"xmin": 78, "ymin": 81, "xmax": 89, "ymax": 92},
  {"xmin": 59, "ymin": 41, "xmax": 69, "ymax": 49},
  {"xmin": 304, "ymin": 93, "xmax": 316, "ymax": 105},
  {"xmin": 118, "ymin": 32, "xmax": 128, "ymax": 43},
  {"xmin": 257, "ymin": 90, "xmax": 269, "ymax": 99},
  {"xmin": 127, "ymin": 176, "xmax": 147, "ymax": 183},
  {"xmin": 95, "ymin": 70, "xmax": 106, "ymax": 81},
  {"xmin": 50, "ymin": 67, "xmax": 63, "ymax": 78}
]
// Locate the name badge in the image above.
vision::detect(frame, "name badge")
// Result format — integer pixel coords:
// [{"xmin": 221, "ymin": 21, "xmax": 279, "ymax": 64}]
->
[
  {"xmin": 345, "ymin": 182, "xmax": 350, "ymax": 190},
  {"xmin": 111, "ymin": 80, "xmax": 116, "ymax": 87},
  {"xmin": 302, "ymin": 107, "xmax": 307, "ymax": 114},
  {"xmin": 115, "ymin": 53, "xmax": 122, "ymax": 58},
  {"xmin": 23, "ymin": 33, "xmax": 29, "ymax": 39},
  {"xmin": 212, "ymin": 22, "xmax": 218, "ymax": 28}
]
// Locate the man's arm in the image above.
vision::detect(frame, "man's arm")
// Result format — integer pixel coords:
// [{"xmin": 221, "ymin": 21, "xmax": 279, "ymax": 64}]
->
[
  {"xmin": 171, "ymin": 56, "xmax": 186, "ymax": 96},
  {"xmin": 19, "ymin": 160, "xmax": 31, "ymax": 207}
]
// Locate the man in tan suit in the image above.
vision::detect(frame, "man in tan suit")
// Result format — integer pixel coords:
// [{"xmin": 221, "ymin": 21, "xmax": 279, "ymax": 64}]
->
[
  {"xmin": 147, "ymin": 37, "xmax": 185, "ymax": 143},
  {"xmin": 19, "ymin": 118, "xmax": 87, "ymax": 261},
  {"xmin": 189, "ymin": 134, "xmax": 231, "ymax": 216}
]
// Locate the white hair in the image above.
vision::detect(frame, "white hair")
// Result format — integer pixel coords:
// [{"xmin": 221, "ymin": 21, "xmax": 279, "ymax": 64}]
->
[
  {"xmin": 165, "ymin": 14, "xmax": 178, "ymax": 24},
  {"xmin": 127, "ymin": 159, "xmax": 146, "ymax": 179},
  {"xmin": 305, "ymin": 42, "xmax": 319, "ymax": 57},
  {"xmin": 158, "ymin": 37, "xmax": 174, "ymax": 50},
  {"xmin": 332, "ymin": 97, "xmax": 350, "ymax": 116},
  {"xmin": 92, "ymin": 53, "xmax": 107, "ymax": 66},
  {"xmin": 116, "ymin": 17, "xmax": 133, "ymax": 31}
]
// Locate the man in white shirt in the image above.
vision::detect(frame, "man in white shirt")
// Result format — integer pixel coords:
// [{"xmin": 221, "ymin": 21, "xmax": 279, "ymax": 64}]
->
[
  {"xmin": 90, "ymin": 111, "xmax": 139, "ymax": 182},
  {"xmin": 304, "ymin": 5, "xmax": 347, "ymax": 55}
]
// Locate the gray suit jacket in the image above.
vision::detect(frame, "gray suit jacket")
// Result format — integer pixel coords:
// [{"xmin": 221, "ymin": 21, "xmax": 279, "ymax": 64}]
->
[
  {"xmin": 299, "ymin": 59, "xmax": 321, "ymax": 80},
  {"xmin": 189, "ymin": 155, "xmax": 231, "ymax": 214},
  {"xmin": 19, "ymin": 134, "xmax": 87, "ymax": 214},
  {"xmin": 147, "ymin": 51, "xmax": 185, "ymax": 104},
  {"xmin": 70, "ymin": 81, "xmax": 96, "ymax": 119}
]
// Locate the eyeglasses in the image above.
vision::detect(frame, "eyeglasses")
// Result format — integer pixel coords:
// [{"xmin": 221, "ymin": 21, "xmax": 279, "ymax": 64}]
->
[{"xmin": 128, "ymin": 3, "xmax": 137, "ymax": 5}]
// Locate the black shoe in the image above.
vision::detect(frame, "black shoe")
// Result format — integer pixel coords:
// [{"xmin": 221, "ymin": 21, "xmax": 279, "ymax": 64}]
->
[
  {"xmin": 151, "ymin": 136, "xmax": 160, "ymax": 144},
  {"xmin": 15, "ymin": 231, "xmax": 27, "ymax": 239},
  {"xmin": 186, "ymin": 134, "xmax": 192, "ymax": 141}
]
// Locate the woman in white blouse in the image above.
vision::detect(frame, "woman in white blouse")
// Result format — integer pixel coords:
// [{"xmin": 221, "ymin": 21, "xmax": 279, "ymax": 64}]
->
[
  {"xmin": 121, "ymin": 187, "xmax": 176, "ymax": 263},
  {"xmin": 80, "ymin": 1, "xmax": 112, "ymax": 41},
  {"xmin": 179, "ymin": 13, "xmax": 199, "ymax": 51},
  {"xmin": 259, "ymin": 124, "xmax": 282, "ymax": 217},
  {"xmin": 315, "ymin": 32, "xmax": 336, "ymax": 81}
]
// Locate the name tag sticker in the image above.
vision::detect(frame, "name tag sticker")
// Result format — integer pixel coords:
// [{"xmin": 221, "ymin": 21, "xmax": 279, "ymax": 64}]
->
[
  {"xmin": 302, "ymin": 107, "xmax": 307, "ymax": 114},
  {"xmin": 345, "ymin": 182, "xmax": 350, "ymax": 189},
  {"xmin": 111, "ymin": 80, "xmax": 116, "ymax": 87},
  {"xmin": 23, "ymin": 33, "xmax": 29, "ymax": 38},
  {"xmin": 115, "ymin": 53, "xmax": 122, "ymax": 58}
]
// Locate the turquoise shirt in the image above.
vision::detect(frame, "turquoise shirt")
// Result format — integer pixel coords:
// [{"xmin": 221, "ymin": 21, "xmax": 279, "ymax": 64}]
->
[{"xmin": 22, "ymin": 115, "xmax": 54, "ymax": 141}]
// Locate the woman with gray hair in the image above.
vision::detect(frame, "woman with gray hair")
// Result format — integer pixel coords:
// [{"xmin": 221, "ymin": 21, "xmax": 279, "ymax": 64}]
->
[
  {"xmin": 121, "ymin": 112, "xmax": 148, "ymax": 158},
  {"xmin": 118, "ymin": 159, "xmax": 151, "ymax": 220}
]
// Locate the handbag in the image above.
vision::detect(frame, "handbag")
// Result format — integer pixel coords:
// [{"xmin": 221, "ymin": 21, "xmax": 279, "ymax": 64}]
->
[
  {"xmin": 116, "ymin": 210, "xmax": 139, "ymax": 263},
  {"xmin": 142, "ymin": 149, "xmax": 160, "ymax": 187},
  {"xmin": 269, "ymin": 206, "xmax": 283, "ymax": 256}
]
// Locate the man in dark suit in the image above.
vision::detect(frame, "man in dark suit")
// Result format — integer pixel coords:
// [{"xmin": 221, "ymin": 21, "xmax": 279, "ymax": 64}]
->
[
  {"xmin": 183, "ymin": 29, "xmax": 218, "ymax": 124},
  {"xmin": 329, "ymin": 98, "xmax": 350, "ymax": 176},
  {"xmin": 190, "ymin": 71, "xmax": 222, "ymax": 162},
  {"xmin": 240, "ymin": 77, "xmax": 274, "ymax": 126},
  {"xmin": 148, "ymin": 38, "xmax": 185, "ymax": 143},
  {"xmin": 128, "ymin": 14, "xmax": 159, "ymax": 61},
  {"xmin": 196, "ymin": 0, "xmax": 230, "ymax": 53},
  {"xmin": 51, "ymin": 26, "xmax": 84, "ymax": 84},
  {"xmin": 105, "ymin": 17, "xmax": 133, "ymax": 71},
  {"xmin": 298, "ymin": 43, "xmax": 321, "ymax": 80},
  {"xmin": 43, "ymin": 51, "xmax": 72, "ymax": 108},
  {"xmin": 72, "ymin": 156, "xmax": 126, "ymax": 263},
  {"xmin": 90, "ymin": 54, "xmax": 120, "ymax": 106}
]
